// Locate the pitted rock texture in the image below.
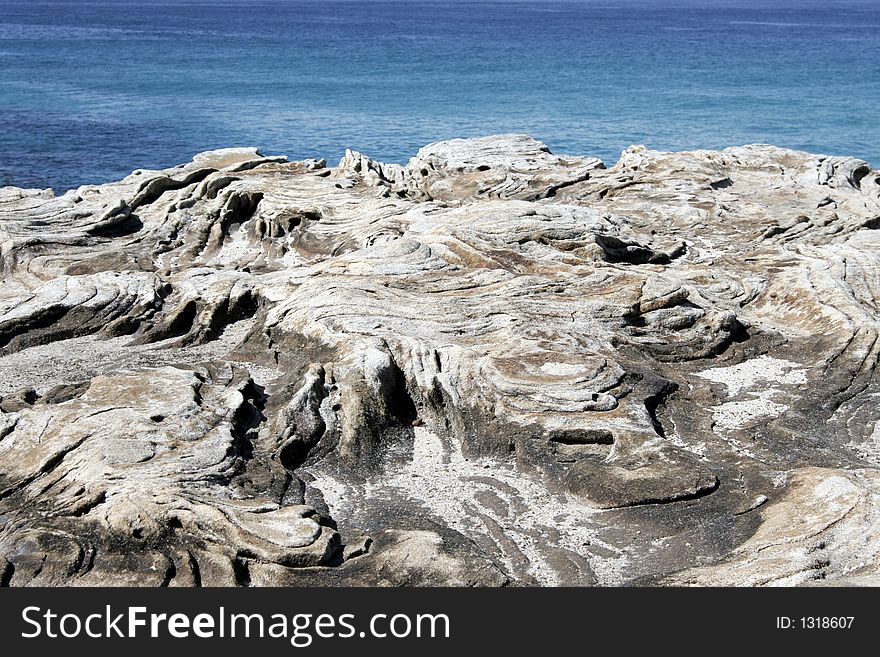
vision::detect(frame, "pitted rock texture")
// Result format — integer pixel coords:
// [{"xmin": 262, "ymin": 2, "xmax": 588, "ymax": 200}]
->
[{"xmin": 0, "ymin": 135, "xmax": 879, "ymax": 586}]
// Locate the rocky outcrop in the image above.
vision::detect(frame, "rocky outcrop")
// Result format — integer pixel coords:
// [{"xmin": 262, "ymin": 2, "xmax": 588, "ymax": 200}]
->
[{"xmin": 0, "ymin": 135, "xmax": 879, "ymax": 586}]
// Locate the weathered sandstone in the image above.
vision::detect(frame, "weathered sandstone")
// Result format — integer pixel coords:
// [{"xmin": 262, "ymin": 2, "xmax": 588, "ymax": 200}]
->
[{"xmin": 0, "ymin": 135, "xmax": 878, "ymax": 586}]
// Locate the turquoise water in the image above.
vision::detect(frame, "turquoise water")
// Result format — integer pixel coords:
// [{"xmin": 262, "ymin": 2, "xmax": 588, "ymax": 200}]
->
[{"xmin": 1, "ymin": 0, "xmax": 878, "ymax": 191}]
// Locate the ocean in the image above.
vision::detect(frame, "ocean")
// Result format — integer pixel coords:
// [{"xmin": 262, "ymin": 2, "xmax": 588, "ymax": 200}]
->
[{"xmin": 1, "ymin": 0, "xmax": 878, "ymax": 192}]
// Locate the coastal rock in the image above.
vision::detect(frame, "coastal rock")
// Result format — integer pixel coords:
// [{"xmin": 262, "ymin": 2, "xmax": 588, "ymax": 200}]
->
[
  {"xmin": 663, "ymin": 468, "xmax": 880, "ymax": 586},
  {"xmin": 0, "ymin": 135, "xmax": 879, "ymax": 586}
]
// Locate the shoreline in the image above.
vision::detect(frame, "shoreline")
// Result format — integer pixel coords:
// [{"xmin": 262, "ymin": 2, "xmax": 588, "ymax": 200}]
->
[{"xmin": 4, "ymin": 139, "xmax": 876, "ymax": 199}]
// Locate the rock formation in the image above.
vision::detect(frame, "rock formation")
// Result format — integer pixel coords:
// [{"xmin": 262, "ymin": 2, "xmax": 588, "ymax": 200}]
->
[{"xmin": 0, "ymin": 135, "xmax": 878, "ymax": 586}]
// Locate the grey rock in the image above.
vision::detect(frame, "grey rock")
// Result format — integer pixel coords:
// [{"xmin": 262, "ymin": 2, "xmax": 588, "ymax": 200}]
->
[{"xmin": 0, "ymin": 135, "xmax": 879, "ymax": 586}]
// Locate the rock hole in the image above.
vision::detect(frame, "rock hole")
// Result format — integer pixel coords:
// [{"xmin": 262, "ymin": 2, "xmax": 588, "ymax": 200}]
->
[
  {"xmin": 232, "ymin": 557, "xmax": 252, "ymax": 587},
  {"xmin": 549, "ymin": 428, "xmax": 614, "ymax": 445},
  {"xmin": 851, "ymin": 164, "xmax": 870, "ymax": 189}
]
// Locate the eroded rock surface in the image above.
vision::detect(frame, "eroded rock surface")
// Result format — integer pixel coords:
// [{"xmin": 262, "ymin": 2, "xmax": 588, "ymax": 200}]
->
[{"xmin": 1, "ymin": 135, "xmax": 879, "ymax": 586}]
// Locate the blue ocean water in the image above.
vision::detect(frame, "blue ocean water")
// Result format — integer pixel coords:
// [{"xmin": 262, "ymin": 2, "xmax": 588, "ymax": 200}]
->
[{"xmin": 1, "ymin": 0, "xmax": 878, "ymax": 192}]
